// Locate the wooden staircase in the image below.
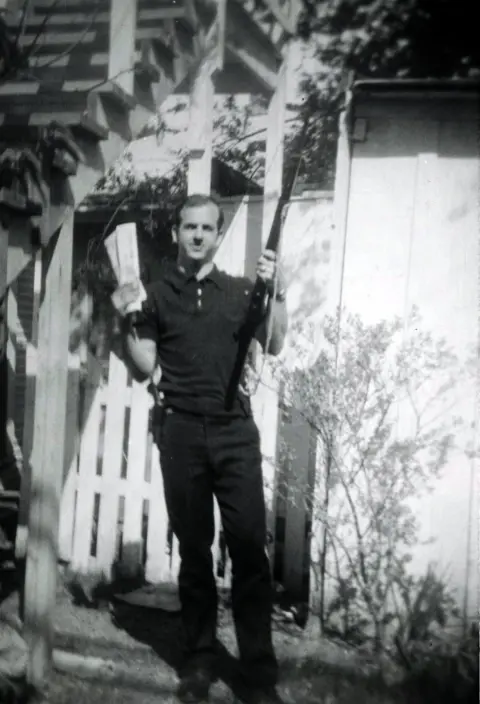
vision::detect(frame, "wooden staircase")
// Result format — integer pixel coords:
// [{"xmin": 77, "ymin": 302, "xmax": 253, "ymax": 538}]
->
[
  {"xmin": 0, "ymin": 490, "xmax": 19, "ymax": 587},
  {"xmin": 0, "ymin": 422, "xmax": 23, "ymax": 599}
]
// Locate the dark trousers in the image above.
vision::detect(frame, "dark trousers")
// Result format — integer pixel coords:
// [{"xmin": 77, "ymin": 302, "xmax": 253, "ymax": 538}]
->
[{"xmin": 156, "ymin": 407, "xmax": 278, "ymax": 687}]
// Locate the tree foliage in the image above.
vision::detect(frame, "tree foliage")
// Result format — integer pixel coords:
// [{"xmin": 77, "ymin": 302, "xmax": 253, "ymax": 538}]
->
[
  {"xmin": 298, "ymin": 0, "xmax": 480, "ymax": 79},
  {"xmin": 271, "ymin": 309, "xmax": 472, "ymax": 648},
  {"xmin": 292, "ymin": 0, "xmax": 480, "ymax": 187}
]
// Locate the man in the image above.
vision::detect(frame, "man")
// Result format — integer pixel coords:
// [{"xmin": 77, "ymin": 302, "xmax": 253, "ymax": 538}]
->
[{"xmin": 113, "ymin": 193, "xmax": 288, "ymax": 704}]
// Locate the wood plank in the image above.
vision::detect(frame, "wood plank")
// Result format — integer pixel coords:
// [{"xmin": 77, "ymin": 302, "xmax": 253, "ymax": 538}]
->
[
  {"xmin": 187, "ymin": 60, "xmax": 215, "ymax": 195},
  {"xmin": 18, "ymin": 31, "xmax": 97, "ymax": 48},
  {"xmin": 224, "ymin": 0, "xmax": 280, "ymax": 94},
  {"xmin": 281, "ymin": 407, "xmax": 311, "ymax": 601},
  {"xmin": 121, "ymin": 380, "xmax": 150, "ymax": 570},
  {"xmin": 26, "ymin": 11, "xmax": 110, "ymax": 26},
  {"xmin": 144, "ymin": 440, "xmax": 171, "ymax": 582},
  {"xmin": 214, "ymin": 198, "xmax": 248, "ymax": 275},
  {"xmin": 22, "ymin": 211, "xmax": 74, "ymax": 689},
  {"xmin": 185, "ymin": 0, "xmax": 228, "ymax": 195},
  {"xmin": 69, "ymin": 354, "xmax": 103, "ymax": 573},
  {"xmin": 108, "ymin": 0, "xmax": 137, "ymax": 99},
  {"xmin": 4, "ymin": 218, "xmax": 38, "ymax": 301},
  {"xmin": 15, "ymin": 253, "xmax": 42, "ymax": 560},
  {"xmin": 57, "ymin": 352, "xmax": 82, "ymax": 563},
  {"xmin": 226, "ymin": 44, "xmax": 277, "ymax": 94},
  {"xmin": 5, "ymin": 286, "xmax": 17, "ymax": 426},
  {"xmin": 215, "ymin": 0, "xmax": 227, "ymax": 71},
  {"xmin": 95, "ymin": 352, "xmax": 128, "ymax": 576},
  {"xmin": 262, "ymin": 0, "xmax": 298, "ymax": 34}
]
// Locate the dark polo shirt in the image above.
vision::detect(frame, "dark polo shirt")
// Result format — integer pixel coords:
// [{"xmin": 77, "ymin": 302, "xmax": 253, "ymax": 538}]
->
[{"xmin": 133, "ymin": 261, "xmax": 257, "ymax": 417}]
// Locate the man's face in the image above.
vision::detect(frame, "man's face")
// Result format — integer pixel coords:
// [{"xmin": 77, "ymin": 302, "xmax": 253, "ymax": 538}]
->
[{"xmin": 173, "ymin": 203, "xmax": 223, "ymax": 264}]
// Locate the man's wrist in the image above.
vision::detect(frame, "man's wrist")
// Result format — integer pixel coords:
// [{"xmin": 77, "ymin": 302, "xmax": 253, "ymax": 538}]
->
[
  {"xmin": 121, "ymin": 313, "xmax": 136, "ymax": 335},
  {"xmin": 266, "ymin": 286, "xmax": 286, "ymax": 302}
]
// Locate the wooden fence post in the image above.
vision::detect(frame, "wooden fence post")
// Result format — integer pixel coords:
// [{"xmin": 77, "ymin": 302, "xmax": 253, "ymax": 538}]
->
[{"xmin": 22, "ymin": 211, "xmax": 74, "ymax": 689}]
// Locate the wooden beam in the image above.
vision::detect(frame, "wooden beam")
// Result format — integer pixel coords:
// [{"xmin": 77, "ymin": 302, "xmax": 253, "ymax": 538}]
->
[
  {"xmin": 225, "ymin": 43, "xmax": 277, "ymax": 94},
  {"xmin": 3, "ymin": 218, "xmax": 43, "ymax": 302},
  {"xmin": 14, "ymin": 253, "xmax": 41, "ymax": 562},
  {"xmin": 186, "ymin": 0, "xmax": 227, "ymax": 194},
  {"xmin": 261, "ymin": 0, "xmax": 298, "ymax": 35},
  {"xmin": 22, "ymin": 211, "xmax": 74, "ymax": 689},
  {"xmin": 224, "ymin": 0, "xmax": 280, "ymax": 96},
  {"xmin": 107, "ymin": 0, "xmax": 137, "ymax": 100},
  {"xmin": 187, "ymin": 62, "xmax": 215, "ymax": 195}
]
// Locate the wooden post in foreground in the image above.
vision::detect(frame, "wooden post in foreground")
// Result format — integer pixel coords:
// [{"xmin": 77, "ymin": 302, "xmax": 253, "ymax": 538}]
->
[{"xmin": 22, "ymin": 211, "xmax": 74, "ymax": 689}]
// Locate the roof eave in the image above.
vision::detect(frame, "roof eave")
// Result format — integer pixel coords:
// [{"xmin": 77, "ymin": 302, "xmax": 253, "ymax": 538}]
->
[{"xmin": 352, "ymin": 78, "xmax": 480, "ymax": 99}]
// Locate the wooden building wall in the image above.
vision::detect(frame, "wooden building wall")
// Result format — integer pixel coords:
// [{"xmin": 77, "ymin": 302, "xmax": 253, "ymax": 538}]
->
[{"xmin": 332, "ymin": 85, "xmax": 479, "ymax": 619}]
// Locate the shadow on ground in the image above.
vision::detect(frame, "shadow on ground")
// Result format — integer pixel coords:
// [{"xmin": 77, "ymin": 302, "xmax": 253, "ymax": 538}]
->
[
  {"xmin": 110, "ymin": 600, "xmax": 243, "ymax": 696},
  {"xmin": 64, "ymin": 576, "xmax": 244, "ymax": 698},
  {"xmin": 57, "ymin": 577, "xmax": 478, "ymax": 704}
]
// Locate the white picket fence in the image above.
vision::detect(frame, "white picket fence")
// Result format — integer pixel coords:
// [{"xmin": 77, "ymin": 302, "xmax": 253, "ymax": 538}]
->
[{"xmin": 59, "ymin": 350, "xmax": 231, "ymax": 587}]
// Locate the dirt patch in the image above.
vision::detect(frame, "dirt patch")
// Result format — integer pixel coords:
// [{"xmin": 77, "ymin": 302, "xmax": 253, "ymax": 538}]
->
[{"xmin": 1, "ymin": 581, "xmax": 405, "ymax": 704}]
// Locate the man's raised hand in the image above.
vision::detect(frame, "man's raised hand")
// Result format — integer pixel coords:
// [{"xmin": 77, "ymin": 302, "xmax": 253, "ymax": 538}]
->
[{"xmin": 111, "ymin": 280, "xmax": 143, "ymax": 318}]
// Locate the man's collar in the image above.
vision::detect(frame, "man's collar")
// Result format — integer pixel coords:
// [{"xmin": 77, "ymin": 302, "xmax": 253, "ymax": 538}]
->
[{"xmin": 162, "ymin": 261, "xmax": 225, "ymax": 290}]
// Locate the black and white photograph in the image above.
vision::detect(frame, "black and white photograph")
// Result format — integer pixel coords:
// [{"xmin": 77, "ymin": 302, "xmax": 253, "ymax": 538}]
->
[{"xmin": 0, "ymin": 1, "xmax": 478, "ymax": 702}]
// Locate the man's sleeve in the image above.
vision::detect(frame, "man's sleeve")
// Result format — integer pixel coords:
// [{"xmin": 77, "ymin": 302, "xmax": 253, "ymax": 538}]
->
[{"xmin": 131, "ymin": 287, "xmax": 161, "ymax": 343}]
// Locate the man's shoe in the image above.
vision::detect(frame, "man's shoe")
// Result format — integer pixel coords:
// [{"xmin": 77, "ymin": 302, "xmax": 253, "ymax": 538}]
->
[
  {"xmin": 177, "ymin": 668, "xmax": 211, "ymax": 703},
  {"xmin": 235, "ymin": 684, "xmax": 285, "ymax": 704},
  {"xmin": 252, "ymin": 686, "xmax": 285, "ymax": 704}
]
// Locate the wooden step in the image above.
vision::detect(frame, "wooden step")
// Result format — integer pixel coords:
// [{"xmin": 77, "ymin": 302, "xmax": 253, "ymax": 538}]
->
[
  {"xmin": 0, "ymin": 491, "xmax": 20, "ymax": 502},
  {"xmin": 0, "ymin": 560, "xmax": 16, "ymax": 574},
  {"xmin": 0, "ymin": 539, "xmax": 14, "ymax": 555},
  {"xmin": 0, "ymin": 92, "xmax": 109, "ymax": 140}
]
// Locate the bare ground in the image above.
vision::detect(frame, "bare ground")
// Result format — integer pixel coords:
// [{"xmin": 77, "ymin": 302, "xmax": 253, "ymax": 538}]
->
[{"xmin": 1, "ymin": 577, "xmax": 410, "ymax": 704}]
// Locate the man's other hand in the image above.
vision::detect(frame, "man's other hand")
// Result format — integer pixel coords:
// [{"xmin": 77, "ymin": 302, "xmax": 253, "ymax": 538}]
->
[{"xmin": 111, "ymin": 280, "xmax": 143, "ymax": 318}]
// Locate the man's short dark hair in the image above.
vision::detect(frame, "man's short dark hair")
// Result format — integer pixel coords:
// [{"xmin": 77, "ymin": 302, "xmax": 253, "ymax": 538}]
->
[{"xmin": 174, "ymin": 194, "xmax": 225, "ymax": 231}]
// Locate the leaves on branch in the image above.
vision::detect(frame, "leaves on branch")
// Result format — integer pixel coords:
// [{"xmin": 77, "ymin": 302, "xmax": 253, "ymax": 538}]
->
[{"xmin": 274, "ymin": 309, "xmax": 473, "ymax": 647}]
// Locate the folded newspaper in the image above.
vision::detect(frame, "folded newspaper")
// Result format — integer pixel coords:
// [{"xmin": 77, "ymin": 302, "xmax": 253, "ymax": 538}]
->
[{"xmin": 105, "ymin": 222, "xmax": 147, "ymax": 314}]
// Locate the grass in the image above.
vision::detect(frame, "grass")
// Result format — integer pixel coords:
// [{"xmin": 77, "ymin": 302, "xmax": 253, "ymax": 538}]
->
[
  {"xmin": 41, "ymin": 667, "xmax": 405, "ymax": 704},
  {"xmin": 1, "ymin": 572, "xmax": 476, "ymax": 704}
]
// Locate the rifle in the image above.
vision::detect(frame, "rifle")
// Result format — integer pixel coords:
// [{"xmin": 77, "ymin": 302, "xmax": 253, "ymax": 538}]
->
[{"xmin": 225, "ymin": 101, "xmax": 316, "ymax": 410}]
